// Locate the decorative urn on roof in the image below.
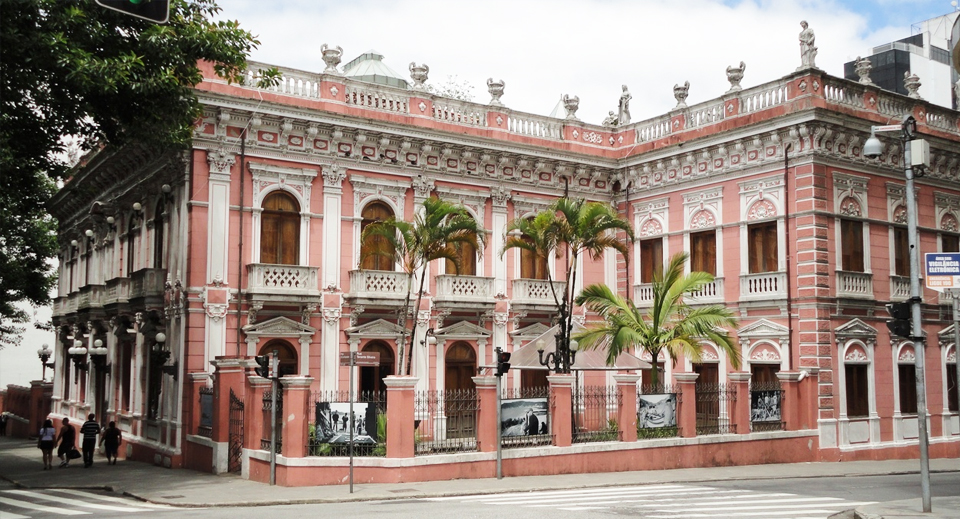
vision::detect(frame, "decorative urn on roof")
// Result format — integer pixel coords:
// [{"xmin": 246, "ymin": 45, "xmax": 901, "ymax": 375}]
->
[
  {"xmin": 409, "ymin": 62, "xmax": 429, "ymax": 90},
  {"xmin": 487, "ymin": 78, "xmax": 505, "ymax": 107},
  {"xmin": 321, "ymin": 44, "xmax": 343, "ymax": 74}
]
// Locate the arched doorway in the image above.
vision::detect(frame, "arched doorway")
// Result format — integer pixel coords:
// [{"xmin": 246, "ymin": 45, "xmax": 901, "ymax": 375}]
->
[
  {"xmin": 444, "ymin": 342, "xmax": 477, "ymax": 439},
  {"xmin": 359, "ymin": 341, "xmax": 395, "ymax": 395},
  {"xmin": 260, "ymin": 339, "xmax": 298, "ymax": 377}
]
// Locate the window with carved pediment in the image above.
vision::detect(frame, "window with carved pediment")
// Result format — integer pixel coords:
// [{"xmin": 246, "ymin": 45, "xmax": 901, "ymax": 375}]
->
[
  {"xmin": 360, "ymin": 202, "xmax": 396, "ymax": 271},
  {"xmin": 639, "ymin": 237, "xmax": 663, "ymax": 283},
  {"xmin": 260, "ymin": 191, "xmax": 300, "ymax": 265},
  {"xmin": 690, "ymin": 230, "xmax": 716, "ymax": 275},
  {"xmin": 840, "ymin": 219, "xmax": 865, "ymax": 272},
  {"xmin": 747, "ymin": 221, "xmax": 777, "ymax": 273},
  {"xmin": 897, "ymin": 344, "xmax": 917, "ymax": 414}
]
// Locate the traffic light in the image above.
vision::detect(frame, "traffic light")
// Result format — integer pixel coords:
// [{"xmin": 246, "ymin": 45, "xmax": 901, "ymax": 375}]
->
[
  {"xmin": 496, "ymin": 350, "xmax": 511, "ymax": 376},
  {"xmin": 886, "ymin": 301, "xmax": 912, "ymax": 339},
  {"xmin": 254, "ymin": 354, "xmax": 271, "ymax": 379},
  {"xmin": 96, "ymin": 0, "xmax": 170, "ymax": 24}
]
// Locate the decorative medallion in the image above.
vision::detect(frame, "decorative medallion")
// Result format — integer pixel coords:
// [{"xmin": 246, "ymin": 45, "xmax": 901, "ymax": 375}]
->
[
  {"xmin": 747, "ymin": 199, "xmax": 777, "ymax": 220},
  {"xmin": 639, "ymin": 219, "xmax": 663, "ymax": 237},
  {"xmin": 690, "ymin": 209, "xmax": 716, "ymax": 229}
]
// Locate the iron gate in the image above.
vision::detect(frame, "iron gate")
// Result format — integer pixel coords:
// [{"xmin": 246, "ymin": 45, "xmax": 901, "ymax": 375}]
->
[{"xmin": 228, "ymin": 388, "xmax": 244, "ymax": 473}]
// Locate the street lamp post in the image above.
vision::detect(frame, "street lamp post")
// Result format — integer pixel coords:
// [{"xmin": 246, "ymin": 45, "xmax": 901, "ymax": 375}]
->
[
  {"xmin": 37, "ymin": 343, "xmax": 53, "ymax": 381},
  {"xmin": 537, "ymin": 335, "xmax": 579, "ymax": 374},
  {"xmin": 864, "ymin": 115, "xmax": 932, "ymax": 513}
]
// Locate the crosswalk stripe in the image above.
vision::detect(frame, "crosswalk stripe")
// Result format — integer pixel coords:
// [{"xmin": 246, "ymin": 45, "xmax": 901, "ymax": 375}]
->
[
  {"xmin": 0, "ymin": 495, "xmax": 89, "ymax": 515},
  {"xmin": 38, "ymin": 488, "xmax": 172, "ymax": 509},
  {"xmin": 0, "ymin": 510, "xmax": 31, "ymax": 519},
  {"xmin": 4, "ymin": 490, "xmax": 152, "ymax": 513},
  {"xmin": 649, "ymin": 510, "xmax": 848, "ymax": 518},
  {"xmin": 473, "ymin": 487, "xmax": 749, "ymax": 505},
  {"xmin": 656, "ymin": 501, "xmax": 874, "ymax": 513},
  {"xmin": 632, "ymin": 497, "xmax": 849, "ymax": 508}
]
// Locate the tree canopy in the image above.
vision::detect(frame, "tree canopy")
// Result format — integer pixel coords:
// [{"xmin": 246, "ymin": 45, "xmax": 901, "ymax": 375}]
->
[{"xmin": 0, "ymin": 0, "xmax": 278, "ymax": 347}]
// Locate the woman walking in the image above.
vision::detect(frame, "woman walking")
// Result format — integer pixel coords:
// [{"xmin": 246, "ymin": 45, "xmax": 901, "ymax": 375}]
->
[
  {"xmin": 38, "ymin": 419, "xmax": 56, "ymax": 470},
  {"xmin": 56, "ymin": 417, "xmax": 76, "ymax": 468}
]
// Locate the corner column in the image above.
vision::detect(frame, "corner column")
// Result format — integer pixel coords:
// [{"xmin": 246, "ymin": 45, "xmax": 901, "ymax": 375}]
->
[
  {"xmin": 384, "ymin": 376, "xmax": 418, "ymax": 458},
  {"xmin": 210, "ymin": 358, "xmax": 245, "ymax": 445},
  {"xmin": 674, "ymin": 372, "xmax": 699, "ymax": 438},
  {"xmin": 614, "ymin": 374, "xmax": 640, "ymax": 442},
  {"xmin": 548, "ymin": 374, "xmax": 574, "ymax": 447},
  {"xmin": 776, "ymin": 371, "xmax": 801, "ymax": 431}
]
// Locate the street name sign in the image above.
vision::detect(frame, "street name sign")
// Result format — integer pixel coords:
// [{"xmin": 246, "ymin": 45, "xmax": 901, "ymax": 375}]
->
[
  {"xmin": 924, "ymin": 252, "xmax": 960, "ymax": 292},
  {"xmin": 339, "ymin": 352, "xmax": 381, "ymax": 367}
]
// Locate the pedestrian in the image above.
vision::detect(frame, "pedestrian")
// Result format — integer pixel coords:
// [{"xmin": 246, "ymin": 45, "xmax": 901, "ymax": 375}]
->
[
  {"xmin": 0, "ymin": 412, "xmax": 8, "ymax": 436},
  {"xmin": 99, "ymin": 421, "xmax": 121, "ymax": 465},
  {"xmin": 56, "ymin": 417, "xmax": 76, "ymax": 468},
  {"xmin": 332, "ymin": 410, "xmax": 340, "ymax": 432},
  {"xmin": 38, "ymin": 419, "xmax": 57, "ymax": 470},
  {"xmin": 79, "ymin": 413, "xmax": 100, "ymax": 468}
]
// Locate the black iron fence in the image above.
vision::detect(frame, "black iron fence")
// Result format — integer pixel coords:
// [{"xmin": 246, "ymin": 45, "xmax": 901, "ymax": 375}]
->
[
  {"xmin": 414, "ymin": 389, "xmax": 480, "ymax": 455},
  {"xmin": 228, "ymin": 389, "xmax": 243, "ymax": 473},
  {"xmin": 750, "ymin": 381, "xmax": 785, "ymax": 432},
  {"xmin": 307, "ymin": 390, "xmax": 386, "ymax": 457},
  {"xmin": 260, "ymin": 389, "xmax": 282, "ymax": 453},
  {"xmin": 695, "ymin": 383, "xmax": 736, "ymax": 435},
  {"xmin": 637, "ymin": 384, "xmax": 680, "ymax": 439},
  {"xmin": 500, "ymin": 385, "xmax": 553, "ymax": 448},
  {"xmin": 573, "ymin": 385, "xmax": 622, "ymax": 443}
]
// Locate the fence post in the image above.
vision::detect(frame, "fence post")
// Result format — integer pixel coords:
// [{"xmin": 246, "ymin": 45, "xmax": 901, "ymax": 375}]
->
[
  {"xmin": 384, "ymin": 376, "xmax": 418, "ymax": 458},
  {"xmin": 728, "ymin": 371, "xmax": 752, "ymax": 434},
  {"xmin": 211, "ymin": 358, "xmax": 246, "ymax": 445},
  {"xmin": 280, "ymin": 376, "xmax": 313, "ymax": 458},
  {"xmin": 246, "ymin": 375, "xmax": 270, "ymax": 451},
  {"xmin": 613, "ymin": 374, "xmax": 640, "ymax": 442},
  {"xmin": 777, "ymin": 371, "xmax": 801, "ymax": 431},
  {"xmin": 472, "ymin": 376, "xmax": 498, "ymax": 452},
  {"xmin": 673, "ymin": 372, "xmax": 699, "ymax": 438},
  {"xmin": 547, "ymin": 374, "xmax": 574, "ymax": 447}
]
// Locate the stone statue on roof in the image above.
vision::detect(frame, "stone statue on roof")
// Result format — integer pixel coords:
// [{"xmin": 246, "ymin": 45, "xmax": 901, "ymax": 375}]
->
[
  {"xmin": 798, "ymin": 20, "xmax": 818, "ymax": 70},
  {"xmin": 618, "ymin": 85, "xmax": 631, "ymax": 125},
  {"xmin": 602, "ymin": 111, "xmax": 619, "ymax": 127}
]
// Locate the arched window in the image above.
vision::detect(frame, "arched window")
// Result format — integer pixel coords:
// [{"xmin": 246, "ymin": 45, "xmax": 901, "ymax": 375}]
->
[
  {"xmin": 360, "ymin": 202, "xmax": 395, "ymax": 271},
  {"xmin": 260, "ymin": 339, "xmax": 298, "ymax": 377},
  {"xmin": 153, "ymin": 202, "xmax": 165, "ymax": 269},
  {"xmin": 260, "ymin": 191, "xmax": 300, "ymax": 265},
  {"xmin": 359, "ymin": 341, "xmax": 395, "ymax": 395},
  {"xmin": 446, "ymin": 236, "xmax": 477, "ymax": 276}
]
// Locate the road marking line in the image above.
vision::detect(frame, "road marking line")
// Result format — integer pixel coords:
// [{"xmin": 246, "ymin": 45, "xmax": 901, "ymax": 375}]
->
[
  {"xmin": 476, "ymin": 487, "xmax": 745, "ymax": 504},
  {"xmin": 424, "ymin": 484, "xmax": 691, "ymax": 501},
  {"xmin": 41, "ymin": 489, "xmax": 172, "ymax": 509},
  {"xmin": 656, "ymin": 501, "xmax": 874, "ymax": 513},
  {"xmin": 0, "ymin": 496, "xmax": 89, "ymax": 515},
  {"xmin": 648, "ymin": 510, "xmax": 844, "ymax": 518},
  {"xmin": 633, "ymin": 497, "xmax": 849, "ymax": 508},
  {"xmin": 0, "ymin": 510, "xmax": 31, "ymax": 519}
]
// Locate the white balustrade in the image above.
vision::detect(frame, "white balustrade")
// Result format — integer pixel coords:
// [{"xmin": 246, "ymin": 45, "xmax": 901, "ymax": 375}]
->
[
  {"xmin": 507, "ymin": 114, "xmax": 562, "ymax": 140},
  {"xmin": 822, "ymin": 79, "xmax": 864, "ymax": 109},
  {"xmin": 876, "ymin": 93, "xmax": 909, "ymax": 118},
  {"xmin": 687, "ymin": 277, "xmax": 725, "ymax": 304},
  {"xmin": 104, "ymin": 278, "xmax": 130, "ymax": 306},
  {"xmin": 633, "ymin": 283, "xmax": 654, "ymax": 307},
  {"xmin": 890, "ymin": 276, "xmax": 910, "ymax": 301},
  {"xmin": 686, "ymin": 102, "xmax": 726, "ymax": 129},
  {"xmin": 247, "ymin": 263, "xmax": 320, "ymax": 296},
  {"xmin": 433, "ymin": 100, "xmax": 486, "ymax": 127},
  {"xmin": 739, "ymin": 83, "xmax": 789, "ymax": 114},
  {"xmin": 348, "ymin": 269, "xmax": 410, "ymax": 300},
  {"xmin": 634, "ymin": 116, "xmax": 672, "ymax": 143},
  {"xmin": 345, "ymin": 85, "xmax": 408, "ymax": 113},
  {"xmin": 435, "ymin": 275, "xmax": 495, "ymax": 304},
  {"xmin": 740, "ymin": 271, "xmax": 787, "ymax": 301},
  {"xmin": 512, "ymin": 279, "xmax": 566, "ymax": 307},
  {"xmin": 836, "ymin": 270, "xmax": 874, "ymax": 299}
]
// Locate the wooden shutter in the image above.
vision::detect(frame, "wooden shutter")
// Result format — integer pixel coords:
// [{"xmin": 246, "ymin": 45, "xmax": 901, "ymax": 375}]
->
[
  {"xmin": 894, "ymin": 227, "xmax": 908, "ymax": 276},
  {"xmin": 690, "ymin": 231, "xmax": 716, "ymax": 275},
  {"xmin": 942, "ymin": 234, "xmax": 960, "ymax": 253},
  {"xmin": 446, "ymin": 236, "xmax": 476, "ymax": 276},
  {"xmin": 640, "ymin": 238, "xmax": 663, "ymax": 283},
  {"xmin": 360, "ymin": 202, "xmax": 395, "ymax": 271},
  {"xmin": 839, "ymin": 219, "xmax": 864, "ymax": 272},
  {"xmin": 748, "ymin": 222, "xmax": 778, "ymax": 273},
  {"xmin": 845, "ymin": 364, "xmax": 869, "ymax": 417}
]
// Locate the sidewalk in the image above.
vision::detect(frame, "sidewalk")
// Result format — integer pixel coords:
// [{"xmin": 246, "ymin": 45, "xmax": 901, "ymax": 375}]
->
[{"xmin": 1, "ymin": 436, "xmax": 957, "ymax": 517}]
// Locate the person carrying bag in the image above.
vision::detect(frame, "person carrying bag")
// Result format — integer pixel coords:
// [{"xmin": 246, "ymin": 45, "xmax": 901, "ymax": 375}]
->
[{"xmin": 56, "ymin": 417, "xmax": 77, "ymax": 468}]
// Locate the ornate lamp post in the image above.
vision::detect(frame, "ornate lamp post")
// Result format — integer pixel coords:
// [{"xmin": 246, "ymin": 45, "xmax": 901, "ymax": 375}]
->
[
  {"xmin": 67, "ymin": 339, "xmax": 88, "ymax": 377},
  {"xmin": 37, "ymin": 343, "xmax": 54, "ymax": 381},
  {"xmin": 89, "ymin": 339, "xmax": 109, "ymax": 369},
  {"xmin": 536, "ymin": 336, "xmax": 579, "ymax": 374}
]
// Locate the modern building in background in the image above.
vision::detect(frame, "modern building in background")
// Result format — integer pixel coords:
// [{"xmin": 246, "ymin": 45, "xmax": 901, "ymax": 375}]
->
[
  {"xmin": 34, "ymin": 29, "xmax": 960, "ymax": 482},
  {"xmin": 844, "ymin": 11, "xmax": 960, "ymax": 109}
]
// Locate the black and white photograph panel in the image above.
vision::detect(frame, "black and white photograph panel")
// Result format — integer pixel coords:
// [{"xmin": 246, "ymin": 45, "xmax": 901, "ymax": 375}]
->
[
  {"xmin": 637, "ymin": 393, "xmax": 677, "ymax": 429},
  {"xmin": 751, "ymin": 389, "xmax": 782, "ymax": 422},
  {"xmin": 314, "ymin": 402, "xmax": 378, "ymax": 444},
  {"xmin": 500, "ymin": 397, "xmax": 549, "ymax": 437}
]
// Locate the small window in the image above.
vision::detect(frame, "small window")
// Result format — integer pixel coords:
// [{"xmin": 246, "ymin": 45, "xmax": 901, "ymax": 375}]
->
[
  {"xmin": 845, "ymin": 363, "xmax": 869, "ymax": 417},
  {"xmin": 942, "ymin": 234, "xmax": 959, "ymax": 253},
  {"xmin": 690, "ymin": 231, "xmax": 716, "ymax": 275},
  {"xmin": 898, "ymin": 363, "xmax": 917, "ymax": 414},
  {"xmin": 840, "ymin": 219, "xmax": 864, "ymax": 272},
  {"xmin": 748, "ymin": 221, "xmax": 778, "ymax": 273},
  {"xmin": 639, "ymin": 237, "xmax": 663, "ymax": 283}
]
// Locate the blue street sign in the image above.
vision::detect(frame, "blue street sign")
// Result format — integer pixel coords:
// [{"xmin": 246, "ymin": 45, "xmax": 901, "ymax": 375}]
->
[{"xmin": 924, "ymin": 252, "xmax": 960, "ymax": 292}]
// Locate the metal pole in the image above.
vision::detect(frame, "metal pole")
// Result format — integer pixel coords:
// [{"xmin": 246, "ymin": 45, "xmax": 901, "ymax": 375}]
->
[
  {"xmin": 954, "ymin": 294, "xmax": 960, "ymax": 439},
  {"xmin": 904, "ymin": 137, "xmax": 932, "ymax": 513},
  {"xmin": 349, "ymin": 351, "xmax": 355, "ymax": 494},
  {"xmin": 495, "ymin": 348, "xmax": 503, "ymax": 480},
  {"xmin": 269, "ymin": 350, "xmax": 278, "ymax": 486}
]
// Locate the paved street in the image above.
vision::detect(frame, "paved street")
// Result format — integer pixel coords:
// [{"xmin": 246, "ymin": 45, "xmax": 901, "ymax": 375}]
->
[{"xmin": 0, "ymin": 483, "xmax": 180, "ymax": 518}]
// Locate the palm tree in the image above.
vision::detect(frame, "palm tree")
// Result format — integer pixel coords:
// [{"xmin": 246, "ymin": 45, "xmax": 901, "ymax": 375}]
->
[
  {"xmin": 360, "ymin": 197, "xmax": 486, "ymax": 376},
  {"xmin": 502, "ymin": 197, "xmax": 634, "ymax": 373},
  {"xmin": 574, "ymin": 252, "xmax": 740, "ymax": 389}
]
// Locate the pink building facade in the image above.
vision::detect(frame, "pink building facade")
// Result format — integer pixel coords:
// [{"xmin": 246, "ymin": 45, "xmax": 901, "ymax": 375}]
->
[{"xmin": 47, "ymin": 47, "xmax": 960, "ymax": 481}]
